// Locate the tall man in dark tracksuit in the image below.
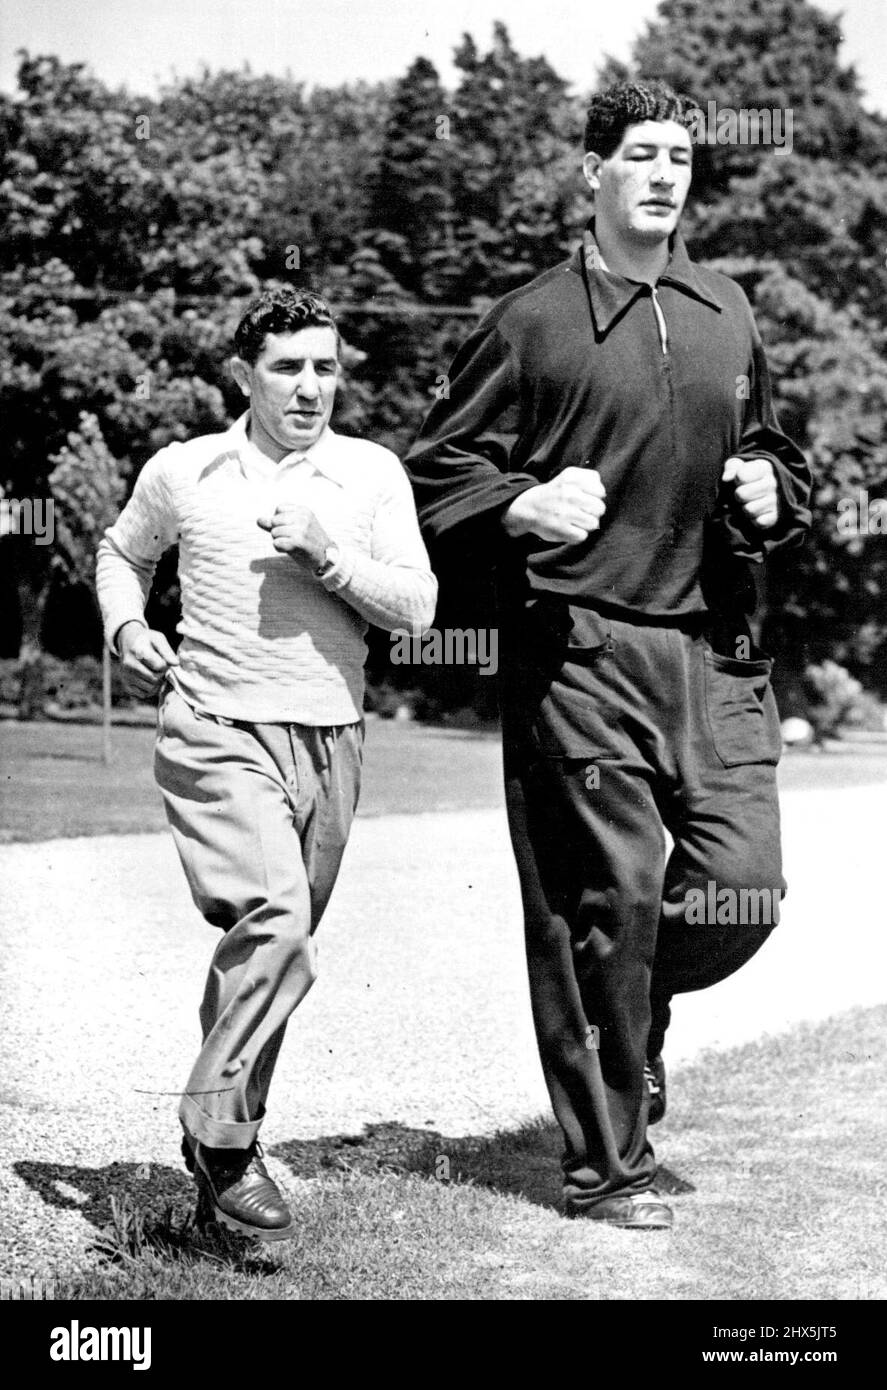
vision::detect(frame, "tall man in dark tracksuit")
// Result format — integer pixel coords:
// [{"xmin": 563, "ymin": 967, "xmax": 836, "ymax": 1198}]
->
[{"xmin": 404, "ymin": 82, "xmax": 812, "ymax": 1228}]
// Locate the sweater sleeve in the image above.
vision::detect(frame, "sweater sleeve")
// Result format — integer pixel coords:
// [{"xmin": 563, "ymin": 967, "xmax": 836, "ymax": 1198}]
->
[
  {"xmin": 724, "ymin": 322, "xmax": 813, "ymax": 559},
  {"xmin": 402, "ymin": 317, "xmax": 539, "ymax": 549},
  {"xmin": 95, "ymin": 448, "xmax": 179, "ymax": 651},
  {"xmin": 319, "ymin": 458, "xmax": 438, "ymax": 633}
]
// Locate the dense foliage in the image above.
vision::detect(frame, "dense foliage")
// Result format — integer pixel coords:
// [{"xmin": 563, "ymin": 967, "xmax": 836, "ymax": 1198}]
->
[{"xmin": 1, "ymin": 2, "xmax": 885, "ymax": 706}]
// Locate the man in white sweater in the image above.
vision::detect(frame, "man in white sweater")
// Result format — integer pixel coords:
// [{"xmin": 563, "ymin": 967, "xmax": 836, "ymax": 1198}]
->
[{"xmin": 96, "ymin": 288, "xmax": 437, "ymax": 1240}]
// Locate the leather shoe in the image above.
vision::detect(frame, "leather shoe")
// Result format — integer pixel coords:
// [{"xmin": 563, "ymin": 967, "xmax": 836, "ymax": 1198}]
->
[
  {"xmin": 568, "ymin": 1188, "xmax": 673, "ymax": 1229},
  {"xmin": 183, "ymin": 1134, "xmax": 295, "ymax": 1241},
  {"xmin": 645, "ymin": 1054, "xmax": 666, "ymax": 1124}
]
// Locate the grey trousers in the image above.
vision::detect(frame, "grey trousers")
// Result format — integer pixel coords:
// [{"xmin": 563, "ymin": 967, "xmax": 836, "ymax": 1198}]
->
[{"xmin": 154, "ymin": 685, "xmax": 363, "ymax": 1149}]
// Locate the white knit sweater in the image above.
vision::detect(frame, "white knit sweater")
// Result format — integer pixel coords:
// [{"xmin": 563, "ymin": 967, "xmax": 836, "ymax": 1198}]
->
[{"xmin": 95, "ymin": 415, "xmax": 437, "ymax": 724}]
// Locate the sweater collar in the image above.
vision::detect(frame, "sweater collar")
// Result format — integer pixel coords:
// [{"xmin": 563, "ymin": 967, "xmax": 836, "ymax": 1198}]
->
[
  {"xmin": 577, "ymin": 221, "xmax": 723, "ymax": 337},
  {"xmin": 221, "ymin": 413, "xmax": 348, "ymax": 488}
]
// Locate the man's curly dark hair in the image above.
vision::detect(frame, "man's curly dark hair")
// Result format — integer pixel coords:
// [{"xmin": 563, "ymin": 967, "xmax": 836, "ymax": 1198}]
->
[
  {"xmin": 234, "ymin": 288, "xmax": 339, "ymax": 365},
  {"xmin": 584, "ymin": 80, "xmax": 698, "ymax": 158}
]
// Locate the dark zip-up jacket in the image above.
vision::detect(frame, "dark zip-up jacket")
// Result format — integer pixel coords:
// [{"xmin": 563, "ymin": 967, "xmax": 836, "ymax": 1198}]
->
[{"xmin": 404, "ymin": 228, "xmax": 812, "ymax": 618}]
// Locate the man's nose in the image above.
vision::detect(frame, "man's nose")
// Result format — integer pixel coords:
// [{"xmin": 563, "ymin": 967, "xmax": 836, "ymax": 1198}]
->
[
  {"xmin": 294, "ymin": 365, "xmax": 320, "ymax": 397},
  {"xmin": 650, "ymin": 154, "xmax": 675, "ymax": 185}
]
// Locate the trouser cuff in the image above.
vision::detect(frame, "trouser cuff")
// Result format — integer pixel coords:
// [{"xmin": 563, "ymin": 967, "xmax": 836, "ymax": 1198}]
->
[
  {"xmin": 563, "ymin": 1177, "xmax": 654, "ymax": 1214},
  {"xmin": 179, "ymin": 1094, "xmax": 262, "ymax": 1149}
]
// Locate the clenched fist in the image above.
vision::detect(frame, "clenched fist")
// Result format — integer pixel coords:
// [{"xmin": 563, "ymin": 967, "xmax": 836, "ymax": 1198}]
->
[
  {"xmin": 722, "ymin": 457, "xmax": 779, "ymax": 530},
  {"xmin": 257, "ymin": 505, "xmax": 332, "ymax": 573},
  {"xmin": 502, "ymin": 465, "xmax": 607, "ymax": 543},
  {"xmin": 117, "ymin": 622, "xmax": 179, "ymax": 700}
]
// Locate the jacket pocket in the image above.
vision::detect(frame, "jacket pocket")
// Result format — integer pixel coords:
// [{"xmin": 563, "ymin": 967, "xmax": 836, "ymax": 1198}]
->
[
  {"xmin": 703, "ymin": 648, "xmax": 782, "ymax": 767},
  {"xmin": 504, "ymin": 600, "xmax": 619, "ymax": 759}
]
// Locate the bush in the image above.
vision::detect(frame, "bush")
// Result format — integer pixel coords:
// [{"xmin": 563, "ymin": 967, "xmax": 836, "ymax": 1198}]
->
[
  {"xmin": 0, "ymin": 655, "xmax": 502, "ymax": 725},
  {"xmin": 800, "ymin": 660, "xmax": 884, "ymax": 741},
  {"xmin": 363, "ymin": 677, "xmax": 422, "ymax": 720},
  {"xmin": 0, "ymin": 652, "xmax": 135, "ymax": 717}
]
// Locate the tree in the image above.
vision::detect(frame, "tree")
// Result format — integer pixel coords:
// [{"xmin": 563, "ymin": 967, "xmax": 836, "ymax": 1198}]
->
[
  {"xmin": 48, "ymin": 412, "xmax": 124, "ymax": 748},
  {"xmin": 449, "ymin": 22, "xmax": 584, "ymax": 299},
  {"xmin": 365, "ymin": 57, "xmax": 456, "ymax": 299},
  {"xmin": 49, "ymin": 411, "xmax": 123, "ymax": 586}
]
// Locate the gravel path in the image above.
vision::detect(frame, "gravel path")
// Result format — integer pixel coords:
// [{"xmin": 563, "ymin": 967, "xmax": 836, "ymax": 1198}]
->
[{"xmin": 1, "ymin": 780, "xmax": 885, "ymax": 1278}]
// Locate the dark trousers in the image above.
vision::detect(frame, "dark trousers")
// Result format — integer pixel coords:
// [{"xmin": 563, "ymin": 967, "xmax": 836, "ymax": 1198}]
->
[{"xmin": 500, "ymin": 598, "xmax": 785, "ymax": 1211}]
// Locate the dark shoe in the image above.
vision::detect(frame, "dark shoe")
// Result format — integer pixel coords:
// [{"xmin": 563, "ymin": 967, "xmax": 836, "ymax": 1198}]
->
[
  {"xmin": 569, "ymin": 1188, "xmax": 673, "ymax": 1229},
  {"xmin": 183, "ymin": 1134, "xmax": 295, "ymax": 1241},
  {"xmin": 645, "ymin": 1054, "xmax": 666, "ymax": 1124}
]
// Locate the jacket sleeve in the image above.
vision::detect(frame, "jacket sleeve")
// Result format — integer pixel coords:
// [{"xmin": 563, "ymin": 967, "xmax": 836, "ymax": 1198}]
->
[
  {"xmin": 402, "ymin": 316, "xmax": 539, "ymax": 553},
  {"xmin": 723, "ymin": 324, "xmax": 813, "ymax": 560}
]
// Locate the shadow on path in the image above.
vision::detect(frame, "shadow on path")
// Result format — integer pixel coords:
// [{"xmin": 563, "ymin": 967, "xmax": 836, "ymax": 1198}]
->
[
  {"xmin": 12, "ymin": 1158, "xmax": 276, "ymax": 1274},
  {"xmin": 14, "ymin": 1157, "xmax": 192, "ymax": 1230}
]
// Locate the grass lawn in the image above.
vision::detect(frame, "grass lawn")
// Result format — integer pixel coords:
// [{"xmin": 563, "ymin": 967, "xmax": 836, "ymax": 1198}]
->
[
  {"xmin": 43, "ymin": 1003, "xmax": 886, "ymax": 1300},
  {"xmin": 1, "ymin": 715, "xmax": 885, "ymax": 843},
  {"xmin": 0, "ymin": 716, "xmax": 503, "ymax": 842}
]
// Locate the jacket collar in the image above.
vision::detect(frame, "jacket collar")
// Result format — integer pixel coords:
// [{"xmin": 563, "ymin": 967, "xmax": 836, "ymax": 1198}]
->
[{"xmin": 577, "ymin": 221, "xmax": 723, "ymax": 337}]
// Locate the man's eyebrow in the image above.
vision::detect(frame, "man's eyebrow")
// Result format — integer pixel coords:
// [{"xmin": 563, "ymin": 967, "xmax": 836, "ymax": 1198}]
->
[
  {"xmin": 626, "ymin": 140, "xmax": 692, "ymax": 153},
  {"xmin": 269, "ymin": 355, "xmax": 338, "ymax": 367}
]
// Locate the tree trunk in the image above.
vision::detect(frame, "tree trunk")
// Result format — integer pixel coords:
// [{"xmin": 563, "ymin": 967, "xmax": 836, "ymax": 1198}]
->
[
  {"xmin": 16, "ymin": 571, "xmax": 48, "ymax": 650},
  {"xmin": 16, "ymin": 576, "xmax": 51, "ymax": 720}
]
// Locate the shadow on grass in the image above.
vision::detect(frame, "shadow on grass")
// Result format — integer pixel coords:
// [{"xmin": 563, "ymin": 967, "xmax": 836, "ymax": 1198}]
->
[
  {"xmin": 13, "ymin": 1119, "xmax": 696, "ymax": 1278},
  {"xmin": 271, "ymin": 1118, "xmax": 696, "ymax": 1208}
]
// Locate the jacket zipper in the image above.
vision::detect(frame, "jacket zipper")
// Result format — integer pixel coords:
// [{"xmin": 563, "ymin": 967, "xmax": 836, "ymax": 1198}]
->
[
  {"xmin": 652, "ymin": 287, "xmax": 680, "ymax": 543},
  {"xmin": 651, "ymin": 286, "xmax": 669, "ymax": 354}
]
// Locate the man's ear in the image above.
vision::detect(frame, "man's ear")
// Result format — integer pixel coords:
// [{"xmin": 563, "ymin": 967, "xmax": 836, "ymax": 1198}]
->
[
  {"xmin": 230, "ymin": 356, "xmax": 251, "ymax": 399},
  {"xmin": 582, "ymin": 151, "xmax": 603, "ymax": 194}
]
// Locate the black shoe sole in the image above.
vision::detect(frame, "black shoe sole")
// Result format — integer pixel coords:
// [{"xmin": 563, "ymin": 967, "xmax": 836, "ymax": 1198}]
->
[{"xmin": 207, "ymin": 1203, "xmax": 296, "ymax": 1242}]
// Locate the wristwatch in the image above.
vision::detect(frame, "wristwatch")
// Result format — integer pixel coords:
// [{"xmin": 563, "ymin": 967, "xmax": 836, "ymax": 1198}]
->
[{"xmin": 314, "ymin": 542, "xmax": 340, "ymax": 578}]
